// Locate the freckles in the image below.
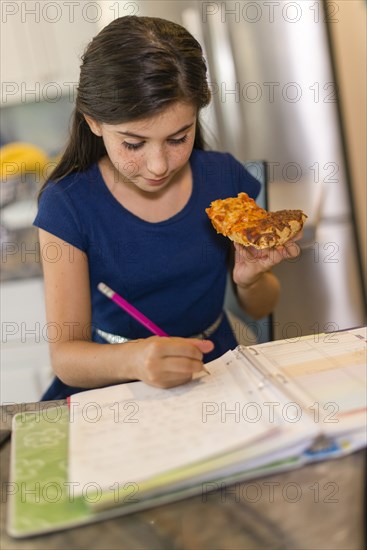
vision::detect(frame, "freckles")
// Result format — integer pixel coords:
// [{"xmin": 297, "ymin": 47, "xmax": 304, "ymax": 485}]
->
[
  {"xmin": 123, "ymin": 160, "xmax": 140, "ymax": 177},
  {"xmin": 128, "ymin": 157, "xmax": 142, "ymax": 176},
  {"xmin": 120, "ymin": 151, "xmax": 143, "ymax": 176},
  {"xmin": 174, "ymin": 146, "xmax": 192, "ymax": 165},
  {"xmin": 174, "ymin": 151, "xmax": 185, "ymax": 163}
]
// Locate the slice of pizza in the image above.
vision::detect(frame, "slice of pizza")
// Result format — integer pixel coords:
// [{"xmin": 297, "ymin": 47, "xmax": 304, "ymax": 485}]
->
[{"xmin": 205, "ymin": 192, "xmax": 307, "ymax": 249}]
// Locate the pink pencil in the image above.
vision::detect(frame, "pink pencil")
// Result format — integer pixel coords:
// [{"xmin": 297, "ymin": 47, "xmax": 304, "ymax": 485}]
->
[
  {"xmin": 98, "ymin": 282, "xmax": 210, "ymax": 375},
  {"xmin": 98, "ymin": 283, "xmax": 168, "ymax": 337}
]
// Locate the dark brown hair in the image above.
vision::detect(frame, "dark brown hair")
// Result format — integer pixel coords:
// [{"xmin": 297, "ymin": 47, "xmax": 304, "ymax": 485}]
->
[{"xmin": 41, "ymin": 16, "xmax": 211, "ymax": 189}]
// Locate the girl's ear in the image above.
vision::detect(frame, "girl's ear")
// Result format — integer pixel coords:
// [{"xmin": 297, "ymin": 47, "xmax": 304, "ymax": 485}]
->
[{"xmin": 84, "ymin": 115, "xmax": 102, "ymax": 137}]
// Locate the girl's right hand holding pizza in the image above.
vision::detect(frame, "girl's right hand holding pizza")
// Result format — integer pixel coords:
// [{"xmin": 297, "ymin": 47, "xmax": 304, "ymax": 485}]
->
[{"xmin": 129, "ymin": 337, "xmax": 214, "ymax": 388}]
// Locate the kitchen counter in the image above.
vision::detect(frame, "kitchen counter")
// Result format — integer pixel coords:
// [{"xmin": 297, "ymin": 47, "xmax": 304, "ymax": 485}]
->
[
  {"xmin": 1, "ymin": 402, "xmax": 366, "ymax": 550},
  {"xmin": 1, "ymin": 278, "xmax": 51, "ymax": 403},
  {"xmin": 1, "ymin": 225, "xmax": 42, "ymax": 282}
]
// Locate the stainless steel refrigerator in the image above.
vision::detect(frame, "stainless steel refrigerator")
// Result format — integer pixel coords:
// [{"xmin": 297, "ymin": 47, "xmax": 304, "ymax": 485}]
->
[{"xmin": 126, "ymin": 0, "xmax": 366, "ymax": 340}]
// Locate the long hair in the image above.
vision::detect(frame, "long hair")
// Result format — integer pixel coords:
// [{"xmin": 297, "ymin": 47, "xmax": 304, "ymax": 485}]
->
[{"xmin": 41, "ymin": 16, "xmax": 211, "ymax": 191}]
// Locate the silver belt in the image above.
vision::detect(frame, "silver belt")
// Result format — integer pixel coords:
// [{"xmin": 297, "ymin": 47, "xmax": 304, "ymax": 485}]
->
[{"xmin": 96, "ymin": 312, "xmax": 224, "ymax": 344}]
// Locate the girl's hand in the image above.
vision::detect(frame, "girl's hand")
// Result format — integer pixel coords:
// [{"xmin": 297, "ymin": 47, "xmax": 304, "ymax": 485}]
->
[
  {"xmin": 233, "ymin": 233, "xmax": 302, "ymax": 289},
  {"xmin": 132, "ymin": 337, "xmax": 214, "ymax": 388}
]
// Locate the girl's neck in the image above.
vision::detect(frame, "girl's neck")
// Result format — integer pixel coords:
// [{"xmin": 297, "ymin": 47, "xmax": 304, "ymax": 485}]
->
[{"xmin": 98, "ymin": 156, "xmax": 193, "ymax": 223}]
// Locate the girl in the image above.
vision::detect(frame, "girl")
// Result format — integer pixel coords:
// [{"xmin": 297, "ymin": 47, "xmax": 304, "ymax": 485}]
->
[{"xmin": 35, "ymin": 16, "xmax": 300, "ymax": 400}]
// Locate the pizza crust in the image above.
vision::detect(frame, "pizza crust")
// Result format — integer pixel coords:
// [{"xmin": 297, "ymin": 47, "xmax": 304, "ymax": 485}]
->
[{"xmin": 205, "ymin": 192, "xmax": 307, "ymax": 249}]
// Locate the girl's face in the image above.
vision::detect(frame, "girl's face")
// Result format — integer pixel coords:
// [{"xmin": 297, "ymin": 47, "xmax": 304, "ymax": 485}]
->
[{"xmin": 85, "ymin": 102, "xmax": 197, "ymax": 193}]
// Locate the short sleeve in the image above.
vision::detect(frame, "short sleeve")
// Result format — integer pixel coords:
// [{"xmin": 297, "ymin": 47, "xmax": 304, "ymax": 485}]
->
[
  {"xmin": 34, "ymin": 182, "xmax": 87, "ymax": 251},
  {"xmin": 224, "ymin": 153, "xmax": 261, "ymax": 200}
]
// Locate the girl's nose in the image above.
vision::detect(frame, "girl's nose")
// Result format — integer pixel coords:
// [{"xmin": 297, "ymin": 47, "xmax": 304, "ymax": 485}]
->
[{"xmin": 146, "ymin": 149, "xmax": 169, "ymax": 177}]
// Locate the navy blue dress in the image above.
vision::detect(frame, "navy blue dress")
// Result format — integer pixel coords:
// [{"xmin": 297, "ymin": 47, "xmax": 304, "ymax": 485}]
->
[{"xmin": 34, "ymin": 149, "xmax": 260, "ymax": 399}]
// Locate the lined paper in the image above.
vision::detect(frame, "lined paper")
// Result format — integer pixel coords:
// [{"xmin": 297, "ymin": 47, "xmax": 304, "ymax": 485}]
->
[{"xmin": 68, "ymin": 352, "xmax": 281, "ymax": 495}]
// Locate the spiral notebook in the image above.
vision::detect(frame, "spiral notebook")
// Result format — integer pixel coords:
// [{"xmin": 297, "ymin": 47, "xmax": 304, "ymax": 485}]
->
[{"xmin": 7, "ymin": 327, "xmax": 367, "ymax": 537}]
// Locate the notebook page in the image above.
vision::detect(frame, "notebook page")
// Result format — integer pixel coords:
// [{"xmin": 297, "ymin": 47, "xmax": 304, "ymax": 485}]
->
[
  {"xmin": 68, "ymin": 351, "xmax": 281, "ymax": 495},
  {"xmin": 247, "ymin": 327, "xmax": 367, "ymax": 434}
]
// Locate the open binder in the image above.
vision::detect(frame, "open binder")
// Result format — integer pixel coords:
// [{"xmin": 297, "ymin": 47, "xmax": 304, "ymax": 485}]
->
[{"xmin": 7, "ymin": 327, "xmax": 366, "ymax": 538}]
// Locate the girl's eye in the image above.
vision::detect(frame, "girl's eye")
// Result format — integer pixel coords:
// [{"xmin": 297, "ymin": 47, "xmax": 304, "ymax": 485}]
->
[
  {"xmin": 122, "ymin": 135, "xmax": 188, "ymax": 150},
  {"xmin": 123, "ymin": 141, "xmax": 144, "ymax": 150},
  {"xmin": 168, "ymin": 135, "xmax": 188, "ymax": 146}
]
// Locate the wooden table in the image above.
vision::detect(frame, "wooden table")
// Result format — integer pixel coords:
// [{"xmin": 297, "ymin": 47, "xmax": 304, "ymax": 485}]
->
[{"xmin": 1, "ymin": 402, "xmax": 366, "ymax": 550}]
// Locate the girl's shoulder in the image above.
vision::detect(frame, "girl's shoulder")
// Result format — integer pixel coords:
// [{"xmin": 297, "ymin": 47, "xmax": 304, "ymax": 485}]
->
[
  {"xmin": 191, "ymin": 149, "xmax": 261, "ymax": 199},
  {"xmin": 41, "ymin": 164, "xmax": 98, "ymax": 199},
  {"xmin": 190, "ymin": 149, "xmax": 255, "ymax": 179},
  {"xmin": 191, "ymin": 148, "xmax": 240, "ymax": 165},
  {"xmin": 35, "ymin": 164, "xmax": 101, "ymax": 251}
]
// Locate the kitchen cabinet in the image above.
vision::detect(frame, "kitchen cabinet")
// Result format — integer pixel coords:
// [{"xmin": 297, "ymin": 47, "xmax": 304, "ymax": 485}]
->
[
  {"xmin": 0, "ymin": 278, "xmax": 52, "ymax": 403},
  {"xmin": 1, "ymin": 4, "xmax": 98, "ymax": 105}
]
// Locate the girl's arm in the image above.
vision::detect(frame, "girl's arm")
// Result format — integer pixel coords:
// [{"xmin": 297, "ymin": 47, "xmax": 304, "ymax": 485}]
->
[
  {"xmin": 231, "ymin": 240, "xmax": 301, "ymax": 320},
  {"xmin": 235, "ymin": 271, "xmax": 280, "ymax": 320},
  {"xmin": 39, "ymin": 229, "xmax": 213, "ymax": 389}
]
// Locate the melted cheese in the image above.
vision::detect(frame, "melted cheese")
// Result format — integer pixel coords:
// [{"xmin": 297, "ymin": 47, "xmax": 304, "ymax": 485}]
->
[{"xmin": 206, "ymin": 192, "xmax": 307, "ymax": 249}]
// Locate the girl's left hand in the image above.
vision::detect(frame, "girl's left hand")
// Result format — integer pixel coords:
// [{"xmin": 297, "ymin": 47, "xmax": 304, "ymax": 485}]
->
[{"xmin": 232, "ymin": 233, "xmax": 302, "ymax": 288}]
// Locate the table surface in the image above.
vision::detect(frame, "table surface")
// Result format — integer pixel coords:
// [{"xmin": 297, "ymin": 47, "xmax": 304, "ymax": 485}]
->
[{"xmin": 1, "ymin": 402, "xmax": 366, "ymax": 550}]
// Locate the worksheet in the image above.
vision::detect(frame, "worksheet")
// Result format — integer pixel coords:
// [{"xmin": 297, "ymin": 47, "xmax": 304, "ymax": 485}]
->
[
  {"xmin": 68, "ymin": 352, "xmax": 282, "ymax": 495},
  {"xmin": 67, "ymin": 328, "xmax": 366, "ymax": 496},
  {"xmin": 246, "ymin": 327, "xmax": 367, "ymax": 433}
]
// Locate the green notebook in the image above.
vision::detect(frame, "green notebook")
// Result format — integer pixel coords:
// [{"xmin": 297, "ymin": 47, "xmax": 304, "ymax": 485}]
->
[{"xmin": 8, "ymin": 407, "xmax": 88, "ymax": 536}]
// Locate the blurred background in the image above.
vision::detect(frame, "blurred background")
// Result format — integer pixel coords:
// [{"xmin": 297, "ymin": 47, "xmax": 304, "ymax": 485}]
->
[{"xmin": 1, "ymin": 0, "xmax": 366, "ymax": 403}]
